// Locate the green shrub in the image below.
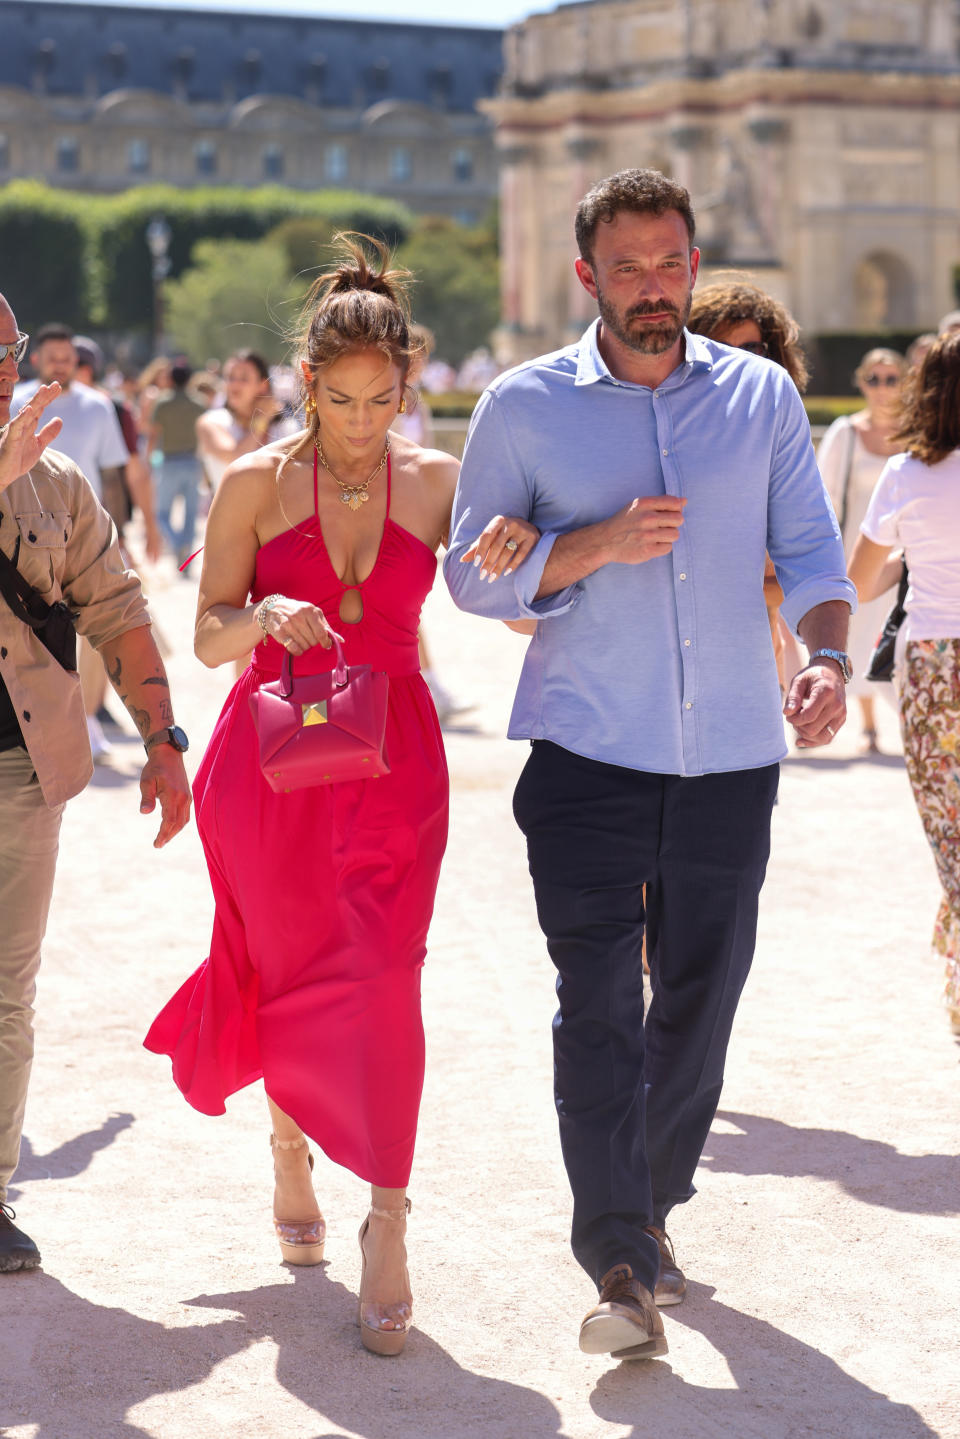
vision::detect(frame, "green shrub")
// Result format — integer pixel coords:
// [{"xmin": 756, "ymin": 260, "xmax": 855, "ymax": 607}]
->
[
  {"xmin": 94, "ymin": 185, "xmax": 414, "ymax": 333},
  {"xmin": 0, "ymin": 181, "xmax": 93, "ymax": 331}
]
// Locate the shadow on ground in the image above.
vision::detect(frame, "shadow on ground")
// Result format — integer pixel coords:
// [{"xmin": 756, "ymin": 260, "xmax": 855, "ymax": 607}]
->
[
  {"xmin": 0, "ymin": 1269, "xmax": 569, "ymax": 1439},
  {"xmin": 7, "ymin": 1114, "xmax": 135, "ymax": 1202},
  {"xmin": 589, "ymin": 1283, "xmax": 935, "ymax": 1439},
  {"xmin": 702, "ymin": 1110, "xmax": 960, "ymax": 1216}
]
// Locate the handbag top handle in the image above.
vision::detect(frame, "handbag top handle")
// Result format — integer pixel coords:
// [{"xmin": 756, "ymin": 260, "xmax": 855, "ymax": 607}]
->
[{"xmin": 278, "ymin": 631, "xmax": 348, "ymax": 698}]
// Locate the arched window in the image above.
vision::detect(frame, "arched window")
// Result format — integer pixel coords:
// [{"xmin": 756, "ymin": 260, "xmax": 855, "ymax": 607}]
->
[
  {"xmin": 325, "ymin": 144, "xmax": 349, "ymax": 182},
  {"xmin": 56, "ymin": 136, "xmax": 79, "ymax": 173},
  {"xmin": 127, "ymin": 139, "xmax": 150, "ymax": 175},
  {"xmin": 389, "ymin": 147, "xmax": 412, "ymax": 183},
  {"xmin": 263, "ymin": 144, "xmax": 284, "ymax": 180},
  {"xmin": 194, "ymin": 139, "xmax": 217, "ymax": 177}
]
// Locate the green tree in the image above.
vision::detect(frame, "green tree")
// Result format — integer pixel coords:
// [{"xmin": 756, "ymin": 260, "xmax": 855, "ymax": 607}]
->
[
  {"xmin": 266, "ymin": 217, "xmax": 338, "ymax": 281},
  {"xmin": 164, "ymin": 238, "xmax": 299, "ymax": 364},
  {"xmin": 397, "ymin": 217, "xmax": 500, "ymax": 365}
]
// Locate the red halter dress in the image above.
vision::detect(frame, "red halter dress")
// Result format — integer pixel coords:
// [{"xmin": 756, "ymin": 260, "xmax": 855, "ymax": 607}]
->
[{"xmin": 145, "ymin": 456, "xmax": 448, "ymax": 1187}]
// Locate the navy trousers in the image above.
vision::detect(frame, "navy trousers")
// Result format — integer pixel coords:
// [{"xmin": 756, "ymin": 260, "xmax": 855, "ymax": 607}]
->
[{"xmin": 513, "ymin": 741, "xmax": 778, "ymax": 1294}]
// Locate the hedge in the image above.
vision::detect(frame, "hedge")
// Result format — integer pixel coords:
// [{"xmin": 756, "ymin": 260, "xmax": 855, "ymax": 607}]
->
[
  {"xmin": 0, "ymin": 180, "xmax": 414, "ymax": 336},
  {"xmin": 0, "ymin": 181, "xmax": 91, "ymax": 332},
  {"xmin": 92, "ymin": 185, "xmax": 414, "ymax": 332}
]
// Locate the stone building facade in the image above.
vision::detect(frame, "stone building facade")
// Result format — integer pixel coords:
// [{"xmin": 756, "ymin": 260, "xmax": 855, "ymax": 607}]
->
[
  {"xmin": 487, "ymin": 0, "xmax": 960, "ymax": 363},
  {"xmin": 0, "ymin": 0, "xmax": 502, "ymax": 224}
]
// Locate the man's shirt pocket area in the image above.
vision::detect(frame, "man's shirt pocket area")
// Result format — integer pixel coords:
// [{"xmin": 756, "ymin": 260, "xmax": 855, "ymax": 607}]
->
[{"xmin": 13, "ymin": 510, "xmax": 73, "ymax": 595}]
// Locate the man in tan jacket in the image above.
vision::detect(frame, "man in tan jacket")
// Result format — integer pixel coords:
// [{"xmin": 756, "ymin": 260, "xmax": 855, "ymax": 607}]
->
[{"xmin": 0, "ymin": 292, "xmax": 192, "ymax": 1272}]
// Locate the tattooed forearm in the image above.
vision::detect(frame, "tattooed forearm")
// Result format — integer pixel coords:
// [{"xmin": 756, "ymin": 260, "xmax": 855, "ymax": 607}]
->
[
  {"xmin": 101, "ymin": 628, "xmax": 178, "ymax": 744},
  {"xmin": 128, "ymin": 704, "xmax": 152, "ymax": 740}
]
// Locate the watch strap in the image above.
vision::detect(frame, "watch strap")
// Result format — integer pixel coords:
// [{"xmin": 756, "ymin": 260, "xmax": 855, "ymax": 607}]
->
[{"xmin": 809, "ymin": 648, "xmax": 852, "ymax": 683}]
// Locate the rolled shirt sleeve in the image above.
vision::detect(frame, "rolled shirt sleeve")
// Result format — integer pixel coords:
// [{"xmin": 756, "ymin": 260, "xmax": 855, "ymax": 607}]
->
[
  {"xmin": 768, "ymin": 384, "xmax": 857, "ymax": 636},
  {"xmin": 443, "ymin": 389, "xmax": 580, "ymax": 622}
]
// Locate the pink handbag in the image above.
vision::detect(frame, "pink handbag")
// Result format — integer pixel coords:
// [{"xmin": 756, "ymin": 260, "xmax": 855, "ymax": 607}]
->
[{"xmin": 249, "ymin": 637, "xmax": 390, "ymax": 793}]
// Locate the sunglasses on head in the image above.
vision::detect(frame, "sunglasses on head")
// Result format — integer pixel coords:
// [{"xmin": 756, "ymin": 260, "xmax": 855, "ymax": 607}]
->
[
  {"xmin": 0, "ymin": 332, "xmax": 29, "ymax": 365},
  {"xmin": 864, "ymin": 373, "xmax": 900, "ymax": 387},
  {"xmin": 738, "ymin": 340, "xmax": 768, "ymax": 357}
]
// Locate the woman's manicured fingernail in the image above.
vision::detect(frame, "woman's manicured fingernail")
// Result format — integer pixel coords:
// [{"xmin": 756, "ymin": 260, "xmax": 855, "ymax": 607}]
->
[{"xmin": 473, "ymin": 554, "xmax": 482, "ymax": 567}]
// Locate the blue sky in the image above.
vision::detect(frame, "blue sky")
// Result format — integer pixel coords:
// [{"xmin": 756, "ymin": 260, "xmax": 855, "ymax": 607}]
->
[{"xmin": 54, "ymin": 0, "xmax": 562, "ymax": 25}]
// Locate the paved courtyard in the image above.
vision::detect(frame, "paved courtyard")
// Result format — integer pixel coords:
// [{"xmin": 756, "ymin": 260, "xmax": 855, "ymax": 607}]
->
[{"xmin": 1, "ymin": 559, "xmax": 957, "ymax": 1439}]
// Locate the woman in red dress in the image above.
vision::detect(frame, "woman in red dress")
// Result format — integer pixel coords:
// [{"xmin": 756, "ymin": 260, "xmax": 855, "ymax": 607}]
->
[{"xmin": 145, "ymin": 237, "xmax": 536, "ymax": 1354}]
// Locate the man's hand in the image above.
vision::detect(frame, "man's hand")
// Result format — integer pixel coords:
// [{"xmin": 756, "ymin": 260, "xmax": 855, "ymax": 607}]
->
[
  {"xmin": 599, "ymin": 495, "xmax": 686, "ymax": 565},
  {"xmin": 139, "ymin": 746, "xmax": 191, "ymax": 848},
  {"xmin": 533, "ymin": 494, "xmax": 687, "ymax": 600},
  {"xmin": 783, "ymin": 663, "xmax": 847, "ymax": 748},
  {"xmin": 0, "ymin": 382, "xmax": 63, "ymax": 492}
]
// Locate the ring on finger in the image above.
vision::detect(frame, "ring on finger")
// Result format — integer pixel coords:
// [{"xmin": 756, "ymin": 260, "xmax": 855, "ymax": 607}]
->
[
  {"xmin": 505, "ymin": 538, "xmax": 519, "ymax": 553},
  {"xmin": 826, "ymin": 724, "xmax": 835, "ymax": 736}
]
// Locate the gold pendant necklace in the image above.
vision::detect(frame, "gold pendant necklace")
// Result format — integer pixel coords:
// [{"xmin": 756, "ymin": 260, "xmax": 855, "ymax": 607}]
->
[{"xmin": 315, "ymin": 437, "xmax": 390, "ymax": 512}]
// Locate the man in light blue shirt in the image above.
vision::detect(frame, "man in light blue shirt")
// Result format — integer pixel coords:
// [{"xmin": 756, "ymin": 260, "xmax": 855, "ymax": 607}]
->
[{"xmin": 444, "ymin": 169, "xmax": 855, "ymax": 1361}]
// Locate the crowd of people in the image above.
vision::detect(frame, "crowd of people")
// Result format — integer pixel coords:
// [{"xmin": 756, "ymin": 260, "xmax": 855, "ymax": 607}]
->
[{"xmin": 1, "ymin": 169, "xmax": 958, "ymax": 1374}]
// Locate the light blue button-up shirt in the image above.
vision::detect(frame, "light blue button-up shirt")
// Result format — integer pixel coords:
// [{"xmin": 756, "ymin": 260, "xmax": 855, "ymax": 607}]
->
[{"xmin": 443, "ymin": 322, "xmax": 856, "ymax": 777}]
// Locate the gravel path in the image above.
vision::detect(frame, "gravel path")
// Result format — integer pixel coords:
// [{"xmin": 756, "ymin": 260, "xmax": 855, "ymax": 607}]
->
[{"xmin": 1, "ymin": 561, "xmax": 957, "ymax": 1439}]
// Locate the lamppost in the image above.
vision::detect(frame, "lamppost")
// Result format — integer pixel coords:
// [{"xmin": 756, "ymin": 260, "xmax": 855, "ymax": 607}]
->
[{"xmin": 145, "ymin": 214, "xmax": 172, "ymax": 356}]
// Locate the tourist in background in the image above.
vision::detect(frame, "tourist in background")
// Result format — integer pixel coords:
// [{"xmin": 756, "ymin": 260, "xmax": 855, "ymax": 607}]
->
[
  {"xmin": 195, "ymin": 350, "xmax": 285, "ymax": 492},
  {"xmin": 817, "ymin": 348, "xmax": 907, "ymax": 751},
  {"xmin": 849, "ymin": 332, "xmax": 960, "ymax": 1033},
  {"xmin": 149, "ymin": 361, "xmax": 206, "ymax": 573},
  {"xmin": 688, "ymin": 279, "xmax": 810, "ymax": 694}
]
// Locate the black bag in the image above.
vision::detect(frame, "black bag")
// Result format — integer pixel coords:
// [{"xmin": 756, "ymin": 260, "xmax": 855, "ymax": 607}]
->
[
  {"xmin": 0, "ymin": 538, "xmax": 78, "ymax": 672},
  {"xmin": 865, "ymin": 561, "xmax": 908, "ymax": 683}
]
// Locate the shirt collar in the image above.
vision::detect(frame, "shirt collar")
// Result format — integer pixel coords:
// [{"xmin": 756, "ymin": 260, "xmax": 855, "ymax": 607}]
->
[{"xmin": 574, "ymin": 320, "xmax": 714, "ymax": 387}]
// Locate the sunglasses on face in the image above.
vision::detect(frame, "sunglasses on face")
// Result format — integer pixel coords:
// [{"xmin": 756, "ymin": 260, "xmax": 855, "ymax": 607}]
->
[
  {"xmin": 0, "ymin": 332, "xmax": 29, "ymax": 365},
  {"xmin": 864, "ymin": 373, "xmax": 900, "ymax": 387},
  {"xmin": 738, "ymin": 340, "xmax": 768, "ymax": 357}
]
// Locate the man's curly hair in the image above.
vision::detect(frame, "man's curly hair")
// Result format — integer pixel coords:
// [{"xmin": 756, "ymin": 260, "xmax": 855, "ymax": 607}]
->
[{"xmin": 688, "ymin": 280, "xmax": 810, "ymax": 393}]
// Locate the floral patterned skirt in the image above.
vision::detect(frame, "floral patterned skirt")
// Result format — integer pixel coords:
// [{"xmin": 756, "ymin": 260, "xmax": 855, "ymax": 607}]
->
[{"xmin": 900, "ymin": 639, "xmax": 960, "ymax": 1022}]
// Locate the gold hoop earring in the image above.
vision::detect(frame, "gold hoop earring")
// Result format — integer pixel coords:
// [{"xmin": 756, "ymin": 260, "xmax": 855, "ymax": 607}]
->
[
  {"xmin": 398, "ymin": 397, "xmax": 407, "ymax": 414},
  {"xmin": 304, "ymin": 394, "xmax": 317, "ymax": 418}
]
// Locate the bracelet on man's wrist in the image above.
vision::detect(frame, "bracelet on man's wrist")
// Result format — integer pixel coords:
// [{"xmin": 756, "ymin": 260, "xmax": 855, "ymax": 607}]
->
[{"xmin": 256, "ymin": 594, "xmax": 282, "ymax": 639}]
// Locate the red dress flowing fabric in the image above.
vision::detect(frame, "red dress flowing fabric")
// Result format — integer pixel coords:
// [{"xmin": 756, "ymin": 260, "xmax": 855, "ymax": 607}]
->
[{"xmin": 144, "ymin": 458, "xmax": 448, "ymax": 1187}]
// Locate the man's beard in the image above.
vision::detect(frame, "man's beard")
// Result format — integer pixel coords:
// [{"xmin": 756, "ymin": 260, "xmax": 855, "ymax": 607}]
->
[{"xmin": 596, "ymin": 288, "xmax": 692, "ymax": 356}]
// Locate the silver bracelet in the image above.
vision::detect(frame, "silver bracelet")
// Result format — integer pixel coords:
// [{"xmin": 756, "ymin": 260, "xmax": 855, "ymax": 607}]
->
[{"xmin": 256, "ymin": 593, "xmax": 282, "ymax": 640}]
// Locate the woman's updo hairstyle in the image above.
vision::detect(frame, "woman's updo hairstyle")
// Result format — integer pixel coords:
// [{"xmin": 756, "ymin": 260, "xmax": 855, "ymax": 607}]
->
[{"xmin": 296, "ymin": 233, "xmax": 424, "ymax": 430}]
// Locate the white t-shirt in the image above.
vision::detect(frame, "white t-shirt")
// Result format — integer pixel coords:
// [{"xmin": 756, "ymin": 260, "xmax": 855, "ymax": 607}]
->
[
  {"xmin": 198, "ymin": 405, "xmax": 301, "ymax": 488},
  {"xmin": 11, "ymin": 380, "xmax": 128, "ymax": 500},
  {"xmin": 860, "ymin": 448, "xmax": 960, "ymax": 639}
]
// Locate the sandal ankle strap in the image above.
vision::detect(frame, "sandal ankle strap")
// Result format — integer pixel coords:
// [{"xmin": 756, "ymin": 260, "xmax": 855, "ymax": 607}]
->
[
  {"xmin": 369, "ymin": 1197, "xmax": 412, "ymax": 1221},
  {"xmin": 270, "ymin": 1132, "xmax": 309, "ymax": 1151}
]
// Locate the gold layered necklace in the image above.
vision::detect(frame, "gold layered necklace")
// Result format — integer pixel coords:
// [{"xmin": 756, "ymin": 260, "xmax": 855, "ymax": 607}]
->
[{"xmin": 315, "ymin": 436, "xmax": 390, "ymax": 512}]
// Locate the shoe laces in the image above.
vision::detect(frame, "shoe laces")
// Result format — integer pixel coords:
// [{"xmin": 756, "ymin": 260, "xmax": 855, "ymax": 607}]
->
[{"xmin": 0, "ymin": 1201, "xmax": 17, "ymax": 1227}]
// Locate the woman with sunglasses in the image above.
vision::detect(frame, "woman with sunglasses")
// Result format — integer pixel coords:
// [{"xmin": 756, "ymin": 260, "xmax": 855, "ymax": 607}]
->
[
  {"xmin": 689, "ymin": 281, "xmax": 810, "ymax": 695},
  {"xmin": 817, "ymin": 348, "xmax": 907, "ymax": 752},
  {"xmin": 848, "ymin": 332, "xmax": 960, "ymax": 1033}
]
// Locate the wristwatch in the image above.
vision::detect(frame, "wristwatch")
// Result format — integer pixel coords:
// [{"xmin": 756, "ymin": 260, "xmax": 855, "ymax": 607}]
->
[
  {"xmin": 144, "ymin": 725, "xmax": 190, "ymax": 755},
  {"xmin": 808, "ymin": 649, "xmax": 853, "ymax": 684}
]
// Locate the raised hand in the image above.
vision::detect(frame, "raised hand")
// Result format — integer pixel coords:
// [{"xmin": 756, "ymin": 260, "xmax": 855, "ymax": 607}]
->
[{"xmin": 0, "ymin": 382, "xmax": 64, "ymax": 493}]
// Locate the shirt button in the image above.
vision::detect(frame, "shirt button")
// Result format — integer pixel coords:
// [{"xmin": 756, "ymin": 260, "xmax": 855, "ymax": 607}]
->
[
  {"xmin": 684, "ymin": 638, "xmax": 691, "ymax": 646},
  {"xmin": 679, "ymin": 572, "xmax": 687, "ymax": 581},
  {"xmin": 685, "ymin": 702, "xmax": 693, "ymax": 710},
  {"xmin": 662, "ymin": 448, "xmax": 669, "ymax": 456}
]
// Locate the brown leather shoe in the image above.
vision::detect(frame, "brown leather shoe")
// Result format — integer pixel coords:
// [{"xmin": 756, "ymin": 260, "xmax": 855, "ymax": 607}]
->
[
  {"xmin": 579, "ymin": 1263, "xmax": 668, "ymax": 1359},
  {"xmin": 645, "ymin": 1225, "xmax": 686, "ymax": 1307}
]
